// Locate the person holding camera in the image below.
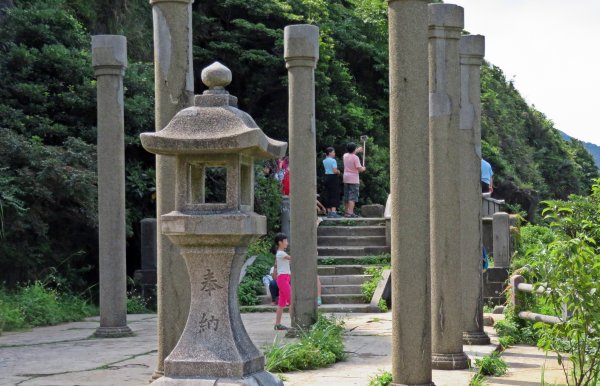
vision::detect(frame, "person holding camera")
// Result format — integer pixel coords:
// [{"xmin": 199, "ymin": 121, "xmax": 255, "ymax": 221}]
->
[{"xmin": 342, "ymin": 142, "xmax": 366, "ymax": 218}]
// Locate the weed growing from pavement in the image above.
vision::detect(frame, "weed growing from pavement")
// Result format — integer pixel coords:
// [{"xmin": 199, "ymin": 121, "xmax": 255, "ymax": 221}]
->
[{"xmin": 264, "ymin": 314, "xmax": 346, "ymax": 372}]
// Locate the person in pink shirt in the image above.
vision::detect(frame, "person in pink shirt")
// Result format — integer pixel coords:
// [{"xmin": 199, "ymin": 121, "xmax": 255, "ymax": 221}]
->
[{"xmin": 342, "ymin": 142, "xmax": 366, "ymax": 218}]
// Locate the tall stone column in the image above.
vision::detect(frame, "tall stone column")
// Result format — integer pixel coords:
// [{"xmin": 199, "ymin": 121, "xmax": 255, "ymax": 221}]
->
[
  {"xmin": 388, "ymin": 1, "xmax": 434, "ymax": 385},
  {"xmin": 459, "ymin": 34, "xmax": 490, "ymax": 345},
  {"xmin": 284, "ymin": 25, "xmax": 319, "ymax": 330},
  {"xmin": 92, "ymin": 35, "xmax": 132, "ymax": 338},
  {"xmin": 150, "ymin": 0, "xmax": 195, "ymax": 378},
  {"xmin": 428, "ymin": 3, "xmax": 469, "ymax": 370}
]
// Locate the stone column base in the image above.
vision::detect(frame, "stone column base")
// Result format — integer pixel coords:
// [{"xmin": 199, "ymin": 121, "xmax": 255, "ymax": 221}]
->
[
  {"xmin": 93, "ymin": 325, "xmax": 133, "ymax": 338},
  {"xmin": 151, "ymin": 371, "xmax": 283, "ymax": 386},
  {"xmin": 463, "ymin": 331, "xmax": 491, "ymax": 345},
  {"xmin": 431, "ymin": 352, "xmax": 470, "ymax": 370}
]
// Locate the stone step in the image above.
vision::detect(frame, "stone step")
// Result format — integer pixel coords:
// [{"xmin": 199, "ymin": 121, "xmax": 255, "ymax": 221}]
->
[
  {"xmin": 321, "ymin": 284, "xmax": 363, "ymax": 295},
  {"xmin": 319, "ymin": 256, "xmax": 392, "ymax": 265},
  {"xmin": 240, "ymin": 303, "xmax": 378, "ymax": 313},
  {"xmin": 321, "ymin": 294, "xmax": 366, "ymax": 304},
  {"xmin": 317, "ymin": 265, "xmax": 365, "ymax": 275},
  {"xmin": 319, "ymin": 218, "xmax": 387, "ymax": 227},
  {"xmin": 319, "ymin": 274, "xmax": 372, "ymax": 285},
  {"xmin": 318, "ymin": 226, "xmax": 386, "ymax": 237},
  {"xmin": 317, "ymin": 235, "xmax": 387, "ymax": 247},
  {"xmin": 318, "ymin": 246, "xmax": 390, "ymax": 256}
]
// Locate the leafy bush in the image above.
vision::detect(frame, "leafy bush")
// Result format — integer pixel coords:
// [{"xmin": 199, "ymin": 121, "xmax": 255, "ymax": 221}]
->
[
  {"xmin": 474, "ymin": 352, "xmax": 508, "ymax": 376},
  {"xmin": 530, "ymin": 181, "xmax": 600, "ymax": 386},
  {"xmin": 361, "ymin": 266, "xmax": 388, "ymax": 302},
  {"xmin": 126, "ymin": 291, "xmax": 153, "ymax": 314},
  {"xmin": 367, "ymin": 370, "xmax": 392, "ymax": 386},
  {"xmin": 254, "ymin": 166, "xmax": 282, "ymax": 236},
  {"xmin": 265, "ymin": 314, "xmax": 346, "ymax": 372},
  {"xmin": 0, "ymin": 281, "xmax": 96, "ymax": 331},
  {"xmin": 494, "ymin": 310, "xmax": 538, "ymax": 348},
  {"xmin": 238, "ymin": 252, "xmax": 275, "ymax": 306}
]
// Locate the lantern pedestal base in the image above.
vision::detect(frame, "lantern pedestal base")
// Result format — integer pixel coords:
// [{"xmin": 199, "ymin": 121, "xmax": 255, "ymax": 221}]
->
[{"xmin": 152, "ymin": 371, "xmax": 283, "ymax": 386}]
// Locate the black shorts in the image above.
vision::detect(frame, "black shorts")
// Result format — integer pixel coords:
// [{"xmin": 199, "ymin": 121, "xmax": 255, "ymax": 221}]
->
[{"xmin": 324, "ymin": 174, "xmax": 341, "ymax": 208}]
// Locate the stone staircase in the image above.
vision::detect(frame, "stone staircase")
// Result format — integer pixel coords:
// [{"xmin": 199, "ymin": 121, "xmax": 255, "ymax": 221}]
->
[
  {"xmin": 316, "ymin": 217, "xmax": 389, "ymax": 312},
  {"xmin": 244, "ymin": 217, "xmax": 390, "ymax": 313}
]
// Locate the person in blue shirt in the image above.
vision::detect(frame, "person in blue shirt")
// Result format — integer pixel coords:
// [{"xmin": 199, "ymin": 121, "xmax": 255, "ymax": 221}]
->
[
  {"xmin": 481, "ymin": 158, "xmax": 494, "ymax": 193},
  {"xmin": 322, "ymin": 147, "xmax": 341, "ymax": 218}
]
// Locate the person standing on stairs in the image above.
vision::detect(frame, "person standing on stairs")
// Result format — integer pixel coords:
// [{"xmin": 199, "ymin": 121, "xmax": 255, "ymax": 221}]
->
[
  {"xmin": 323, "ymin": 147, "xmax": 342, "ymax": 218},
  {"xmin": 343, "ymin": 142, "xmax": 366, "ymax": 218}
]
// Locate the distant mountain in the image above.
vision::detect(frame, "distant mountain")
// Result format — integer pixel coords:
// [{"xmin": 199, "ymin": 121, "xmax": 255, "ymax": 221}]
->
[{"xmin": 560, "ymin": 131, "xmax": 600, "ymax": 168}]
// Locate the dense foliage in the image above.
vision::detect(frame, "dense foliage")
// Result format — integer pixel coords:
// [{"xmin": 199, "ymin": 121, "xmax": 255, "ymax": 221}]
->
[
  {"xmin": 1, "ymin": 0, "xmax": 598, "ymax": 291},
  {"xmin": 0, "ymin": 281, "xmax": 96, "ymax": 332},
  {"xmin": 505, "ymin": 181, "xmax": 600, "ymax": 385}
]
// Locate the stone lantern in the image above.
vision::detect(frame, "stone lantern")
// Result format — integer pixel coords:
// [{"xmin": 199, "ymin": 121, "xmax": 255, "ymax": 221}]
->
[{"xmin": 141, "ymin": 62, "xmax": 286, "ymax": 385}]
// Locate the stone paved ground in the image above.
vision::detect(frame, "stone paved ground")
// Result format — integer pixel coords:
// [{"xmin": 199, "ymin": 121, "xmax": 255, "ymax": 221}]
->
[{"xmin": 0, "ymin": 312, "xmax": 566, "ymax": 386}]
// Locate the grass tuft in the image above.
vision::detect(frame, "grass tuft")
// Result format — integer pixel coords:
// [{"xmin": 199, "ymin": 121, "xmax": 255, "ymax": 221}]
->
[{"xmin": 265, "ymin": 314, "xmax": 346, "ymax": 372}]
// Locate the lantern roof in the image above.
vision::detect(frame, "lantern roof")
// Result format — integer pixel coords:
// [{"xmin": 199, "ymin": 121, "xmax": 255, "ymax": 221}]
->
[{"xmin": 140, "ymin": 62, "xmax": 287, "ymax": 159}]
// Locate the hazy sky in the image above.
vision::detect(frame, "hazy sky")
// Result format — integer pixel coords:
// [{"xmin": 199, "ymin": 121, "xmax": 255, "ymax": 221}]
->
[{"xmin": 450, "ymin": 0, "xmax": 600, "ymax": 145}]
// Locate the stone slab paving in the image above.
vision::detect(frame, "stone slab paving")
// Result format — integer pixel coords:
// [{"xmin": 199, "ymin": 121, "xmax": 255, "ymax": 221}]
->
[{"xmin": 0, "ymin": 312, "xmax": 566, "ymax": 385}]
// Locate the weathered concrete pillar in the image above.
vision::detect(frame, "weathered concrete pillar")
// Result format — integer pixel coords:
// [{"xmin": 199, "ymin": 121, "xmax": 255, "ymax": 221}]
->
[
  {"xmin": 459, "ymin": 35, "xmax": 490, "ymax": 345},
  {"xmin": 280, "ymin": 196, "xmax": 290, "ymax": 245},
  {"xmin": 92, "ymin": 35, "xmax": 132, "ymax": 338},
  {"xmin": 284, "ymin": 25, "xmax": 319, "ymax": 330},
  {"xmin": 388, "ymin": 1, "xmax": 434, "ymax": 385},
  {"xmin": 150, "ymin": 0, "xmax": 195, "ymax": 378},
  {"xmin": 492, "ymin": 212, "xmax": 510, "ymax": 268},
  {"xmin": 428, "ymin": 3, "xmax": 469, "ymax": 370}
]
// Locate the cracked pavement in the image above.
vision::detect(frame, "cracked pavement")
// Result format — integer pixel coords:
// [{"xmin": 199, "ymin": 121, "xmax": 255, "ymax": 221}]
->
[{"xmin": 0, "ymin": 313, "xmax": 566, "ymax": 385}]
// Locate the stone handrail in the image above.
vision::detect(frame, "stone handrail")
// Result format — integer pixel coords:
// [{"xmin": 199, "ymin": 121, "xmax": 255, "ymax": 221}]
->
[
  {"xmin": 482, "ymin": 194, "xmax": 505, "ymax": 217},
  {"xmin": 510, "ymin": 274, "xmax": 568, "ymax": 325}
]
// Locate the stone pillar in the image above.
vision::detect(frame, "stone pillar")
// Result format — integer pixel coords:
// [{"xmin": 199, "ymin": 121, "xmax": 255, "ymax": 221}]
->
[
  {"xmin": 388, "ymin": 1, "xmax": 434, "ymax": 385},
  {"xmin": 92, "ymin": 35, "xmax": 132, "ymax": 338},
  {"xmin": 428, "ymin": 4, "xmax": 469, "ymax": 370},
  {"xmin": 284, "ymin": 25, "xmax": 319, "ymax": 330},
  {"xmin": 459, "ymin": 35, "xmax": 490, "ymax": 345},
  {"xmin": 492, "ymin": 212, "xmax": 510, "ymax": 268},
  {"xmin": 281, "ymin": 196, "xmax": 290, "ymax": 245},
  {"xmin": 150, "ymin": 0, "xmax": 195, "ymax": 377}
]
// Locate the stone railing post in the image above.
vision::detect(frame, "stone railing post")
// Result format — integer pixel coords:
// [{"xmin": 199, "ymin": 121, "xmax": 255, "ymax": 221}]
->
[
  {"xmin": 428, "ymin": 3, "xmax": 469, "ymax": 370},
  {"xmin": 284, "ymin": 24, "xmax": 319, "ymax": 330},
  {"xmin": 493, "ymin": 212, "xmax": 510, "ymax": 268},
  {"xmin": 510, "ymin": 274, "xmax": 525, "ymax": 312},
  {"xmin": 150, "ymin": 0, "xmax": 195, "ymax": 378},
  {"xmin": 388, "ymin": 1, "xmax": 434, "ymax": 385},
  {"xmin": 91, "ymin": 35, "xmax": 132, "ymax": 338},
  {"xmin": 459, "ymin": 34, "xmax": 490, "ymax": 345}
]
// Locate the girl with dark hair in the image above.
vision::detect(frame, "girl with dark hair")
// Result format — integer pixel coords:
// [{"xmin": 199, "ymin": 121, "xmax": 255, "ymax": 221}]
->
[
  {"xmin": 272, "ymin": 233, "xmax": 292, "ymax": 330},
  {"xmin": 322, "ymin": 147, "xmax": 341, "ymax": 218}
]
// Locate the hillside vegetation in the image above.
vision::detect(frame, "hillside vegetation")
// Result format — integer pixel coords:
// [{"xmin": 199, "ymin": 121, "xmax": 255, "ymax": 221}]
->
[{"xmin": 0, "ymin": 0, "xmax": 596, "ymax": 289}]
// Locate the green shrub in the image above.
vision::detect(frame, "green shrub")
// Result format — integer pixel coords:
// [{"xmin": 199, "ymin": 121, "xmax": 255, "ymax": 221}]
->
[
  {"xmin": 127, "ymin": 292, "xmax": 153, "ymax": 314},
  {"xmin": 531, "ymin": 182, "xmax": 600, "ymax": 386},
  {"xmin": 265, "ymin": 314, "xmax": 346, "ymax": 372},
  {"xmin": 361, "ymin": 266, "xmax": 388, "ymax": 302},
  {"xmin": 494, "ymin": 310, "xmax": 538, "ymax": 348},
  {"xmin": 238, "ymin": 252, "xmax": 275, "ymax": 306},
  {"xmin": 367, "ymin": 370, "xmax": 392, "ymax": 386},
  {"xmin": 474, "ymin": 352, "xmax": 508, "ymax": 376},
  {"xmin": 0, "ymin": 282, "xmax": 96, "ymax": 331}
]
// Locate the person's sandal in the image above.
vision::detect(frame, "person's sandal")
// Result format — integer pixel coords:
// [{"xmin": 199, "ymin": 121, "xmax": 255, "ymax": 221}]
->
[{"xmin": 274, "ymin": 324, "xmax": 289, "ymax": 331}]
